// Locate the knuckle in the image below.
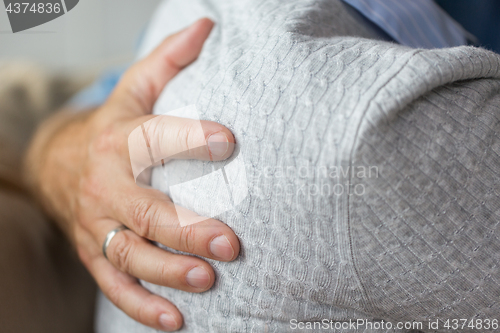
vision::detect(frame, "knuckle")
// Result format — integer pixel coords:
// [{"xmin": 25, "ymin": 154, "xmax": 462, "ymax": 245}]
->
[
  {"xmin": 111, "ymin": 233, "xmax": 134, "ymax": 272},
  {"xmin": 177, "ymin": 225, "xmax": 197, "ymax": 253},
  {"xmin": 143, "ymin": 118, "xmax": 161, "ymax": 143},
  {"xmin": 135, "ymin": 301, "xmax": 148, "ymax": 324},
  {"xmin": 177, "ymin": 121, "xmax": 197, "ymax": 154},
  {"xmin": 128, "ymin": 198, "xmax": 158, "ymax": 239},
  {"xmin": 91, "ymin": 124, "xmax": 123, "ymax": 154},
  {"xmin": 135, "ymin": 294, "xmax": 155, "ymax": 324},
  {"xmin": 106, "ymin": 282, "xmax": 124, "ymax": 306},
  {"xmin": 79, "ymin": 171, "xmax": 104, "ymax": 200},
  {"xmin": 156, "ymin": 262, "xmax": 173, "ymax": 285}
]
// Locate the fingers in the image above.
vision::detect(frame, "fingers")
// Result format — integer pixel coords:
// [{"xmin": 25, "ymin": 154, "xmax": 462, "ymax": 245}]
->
[
  {"xmin": 111, "ymin": 183, "xmax": 240, "ymax": 262},
  {"xmin": 109, "ymin": 18, "xmax": 215, "ymax": 115},
  {"xmin": 136, "ymin": 115, "xmax": 235, "ymax": 161},
  {"xmin": 75, "ymin": 224, "xmax": 183, "ymax": 332},
  {"xmin": 82, "ymin": 116, "xmax": 239, "ymax": 262},
  {"xmin": 127, "ymin": 115, "xmax": 235, "ymax": 181},
  {"xmin": 93, "ymin": 219, "xmax": 215, "ymax": 291}
]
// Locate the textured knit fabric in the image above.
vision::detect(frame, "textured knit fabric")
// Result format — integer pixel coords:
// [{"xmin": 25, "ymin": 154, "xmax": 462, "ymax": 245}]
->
[
  {"xmin": 96, "ymin": 0, "xmax": 500, "ymax": 332},
  {"xmin": 69, "ymin": 0, "xmax": 469, "ymax": 110}
]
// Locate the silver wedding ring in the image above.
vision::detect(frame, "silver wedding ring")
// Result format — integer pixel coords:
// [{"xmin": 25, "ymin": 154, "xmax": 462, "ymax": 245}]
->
[{"xmin": 102, "ymin": 225, "xmax": 130, "ymax": 260}]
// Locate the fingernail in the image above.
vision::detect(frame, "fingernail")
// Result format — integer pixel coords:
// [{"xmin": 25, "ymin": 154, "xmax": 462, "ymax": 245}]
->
[
  {"xmin": 186, "ymin": 266, "xmax": 211, "ymax": 289},
  {"xmin": 207, "ymin": 132, "xmax": 229, "ymax": 158},
  {"xmin": 210, "ymin": 235, "xmax": 234, "ymax": 261},
  {"xmin": 159, "ymin": 313, "xmax": 177, "ymax": 331}
]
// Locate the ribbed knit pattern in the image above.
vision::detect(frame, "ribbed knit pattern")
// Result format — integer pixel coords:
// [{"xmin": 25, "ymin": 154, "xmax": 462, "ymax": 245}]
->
[{"xmin": 96, "ymin": 0, "xmax": 500, "ymax": 332}]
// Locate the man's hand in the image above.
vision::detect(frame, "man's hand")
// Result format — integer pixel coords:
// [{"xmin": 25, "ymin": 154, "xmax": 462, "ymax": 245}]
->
[{"xmin": 24, "ymin": 18, "xmax": 240, "ymax": 331}]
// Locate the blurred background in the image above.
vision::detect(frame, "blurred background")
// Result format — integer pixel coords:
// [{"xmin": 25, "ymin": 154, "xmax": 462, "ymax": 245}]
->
[
  {"xmin": 0, "ymin": 0, "xmax": 161, "ymax": 190},
  {"xmin": 0, "ymin": 0, "xmax": 161, "ymax": 72}
]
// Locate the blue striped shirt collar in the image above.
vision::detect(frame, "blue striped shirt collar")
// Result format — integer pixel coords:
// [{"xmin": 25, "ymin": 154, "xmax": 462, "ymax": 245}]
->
[{"xmin": 342, "ymin": 0, "xmax": 475, "ymax": 49}]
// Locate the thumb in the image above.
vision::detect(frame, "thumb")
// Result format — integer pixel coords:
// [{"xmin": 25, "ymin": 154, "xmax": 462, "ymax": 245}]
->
[{"xmin": 109, "ymin": 18, "xmax": 214, "ymax": 116}]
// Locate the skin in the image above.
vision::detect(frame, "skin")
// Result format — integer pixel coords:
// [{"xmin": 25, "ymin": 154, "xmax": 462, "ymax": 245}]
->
[{"xmin": 24, "ymin": 18, "xmax": 239, "ymax": 331}]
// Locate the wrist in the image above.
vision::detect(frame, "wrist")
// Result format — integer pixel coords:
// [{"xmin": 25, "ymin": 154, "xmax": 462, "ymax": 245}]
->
[{"xmin": 23, "ymin": 107, "xmax": 95, "ymax": 235}]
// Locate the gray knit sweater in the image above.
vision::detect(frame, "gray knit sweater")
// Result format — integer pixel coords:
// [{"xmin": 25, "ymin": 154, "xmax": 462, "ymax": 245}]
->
[{"xmin": 96, "ymin": 0, "xmax": 500, "ymax": 332}]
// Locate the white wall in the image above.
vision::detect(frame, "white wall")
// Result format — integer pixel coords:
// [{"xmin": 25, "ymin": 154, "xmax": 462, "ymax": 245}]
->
[{"xmin": 0, "ymin": 0, "xmax": 162, "ymax": 71}]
